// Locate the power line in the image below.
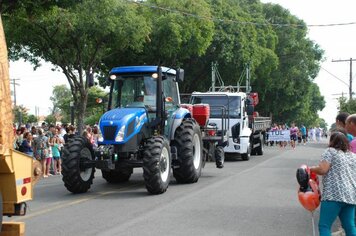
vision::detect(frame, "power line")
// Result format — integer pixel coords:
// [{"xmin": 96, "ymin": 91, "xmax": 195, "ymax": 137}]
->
[
  {"xmin": 130, "ymin": 1, "xmax": 356, "ymax": 28},
  {"xmin": 332, "ymin": 58, "xmax": 356, "ymax": 100},
  {"xmin": 320, "ymin": 66, "xmax": 349, "ymax": 87}
]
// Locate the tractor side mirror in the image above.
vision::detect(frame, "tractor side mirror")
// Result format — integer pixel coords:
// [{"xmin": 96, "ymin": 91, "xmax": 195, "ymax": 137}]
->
[
  {"xmin": 176, "ymin": 68, "xmax": 184, "ymax": 82},
  {"xmin": 247, "ymin": 104, "xmax": 254, "ymax": 116}
]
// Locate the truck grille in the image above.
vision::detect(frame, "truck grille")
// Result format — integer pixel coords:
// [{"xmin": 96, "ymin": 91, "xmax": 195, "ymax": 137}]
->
[{"xmin": 103, "ymin": 126, "xmax": 117, "ymax": 141}]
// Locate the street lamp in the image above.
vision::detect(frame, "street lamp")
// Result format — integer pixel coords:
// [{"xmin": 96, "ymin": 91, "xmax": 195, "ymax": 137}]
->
[{"xmin": 70, "ymin": 101, "xmax": 74, "ymax": 125}]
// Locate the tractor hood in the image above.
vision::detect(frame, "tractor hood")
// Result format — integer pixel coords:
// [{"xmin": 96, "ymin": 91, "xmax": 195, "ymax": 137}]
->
[{"xmin": 98, "ymin": 108, "xmax": 148, "ymax": 144}]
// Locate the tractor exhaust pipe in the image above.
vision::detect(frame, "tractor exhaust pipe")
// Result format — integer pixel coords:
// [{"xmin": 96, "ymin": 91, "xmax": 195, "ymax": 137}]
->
[{"xmin": 156, "ymin": 66, "xmax": 165, "ymax": 133}]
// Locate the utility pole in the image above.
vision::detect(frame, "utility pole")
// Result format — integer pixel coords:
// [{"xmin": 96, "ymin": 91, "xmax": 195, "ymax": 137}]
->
[
  {"xmin": 211, "ymin": 62, "xmax": 215, "ymax": 91},
  {"xmin": 10, "ymin": 78, "xmax": 20, "ymax": 106},
  {"xmin": 332, "ymin": 58, "xmax": 356, "ymax": 100}
]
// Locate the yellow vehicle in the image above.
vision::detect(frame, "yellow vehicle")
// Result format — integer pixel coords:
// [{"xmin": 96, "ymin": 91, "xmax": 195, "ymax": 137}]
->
[{"xmin": 0, "ymin": 16, "xmax": 41, "ymax": 235}]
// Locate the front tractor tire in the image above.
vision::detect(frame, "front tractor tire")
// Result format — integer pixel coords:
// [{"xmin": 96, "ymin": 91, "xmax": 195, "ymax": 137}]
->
[
  {"xmin": 102, "ymin": 169, "xmax": 132, "ymax": 183},
  {"xmin": 143, "ymin": 136, "xmax": 171, "ymax": 194},
  {"xmin": 173, "ymin": 119, "xmax": 203, "ymax": 183},
  {"xmin": 61, "ymin": 136, "xmax": 95, "ymax": 193}
]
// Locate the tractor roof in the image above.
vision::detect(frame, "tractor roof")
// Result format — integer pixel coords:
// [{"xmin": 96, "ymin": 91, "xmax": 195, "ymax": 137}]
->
[{"xmin": 110, "ymin": 66, "xmax": 176, "ymax": 75}]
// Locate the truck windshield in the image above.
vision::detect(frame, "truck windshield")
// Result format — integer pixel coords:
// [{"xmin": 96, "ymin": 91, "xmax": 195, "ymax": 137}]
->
[
  {"xmin": 191, "ymin": 95, "xmax": 241, "ymax": 118},
  {"xmin": 110, "ymin": 75, "xmax": 157, "ymax": 110}
]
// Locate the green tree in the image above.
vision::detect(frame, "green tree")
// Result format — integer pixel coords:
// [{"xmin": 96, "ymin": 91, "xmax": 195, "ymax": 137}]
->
[
  {"xmin": 5, "ymin": 0, "xmax": 326, "ymax": 129},
  {"xmin": 5, "ymin": 0, "xmax": 150, "ymax": 133},
  {"xmin": 338, "ymin": 97, "xmax": 356, "ymax": 114},
  {"xmin": 177, "ymin": 0, "xmax": 279, "ymax": 93},
  {"xmin": 13, "ymin": 105, "xmax": 29, "ymax": 125},
  {"xmin": 27, "ymin": 114, "xmax": 38, "ymax": 124},
  {"xmin": 50, "ymin": 84, "xmax": 108, "ymax": 124},
  {"xmin": 45, "ymin": 114, "xmax": 56, "ymax": 125},
  {"xmin": 50, "ymin": 84, "xmax": 72, "ymax": 122},
  {"xmin": 257, "ymin": 3, "xmax": 324, "ymax": 124},
  {"xmin": 318, "ymin": 118, "xmax": 327, "ymax": 130},
  {"xmin": 142, "ymin": 0, "xmax": 214, "ymax": 65},
  {"xmin": 99, "ymin": 0, "xmax": 215, "ymax": 75}
]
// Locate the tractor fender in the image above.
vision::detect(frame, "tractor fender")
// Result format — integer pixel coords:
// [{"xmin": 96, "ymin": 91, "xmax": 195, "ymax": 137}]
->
[
  {"xmin": 99, "ymin": 108, "xmax": 148, "ymax": 145},
  {"xmin": 168, "ymin": 107, "xmax": 192, "ymax": 141}
]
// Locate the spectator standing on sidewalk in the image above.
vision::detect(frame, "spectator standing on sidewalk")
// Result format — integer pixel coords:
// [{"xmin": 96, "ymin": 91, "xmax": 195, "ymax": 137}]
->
[
  {"xmin": 64, "ymin": 125, "xmax": 76, "ymax": 143},
  {"xmin": 336, "ymin": 112, "xmax": 353, "ymax": 142},
  {"xmin": 310, "ymin": 131, "xmax": 356, "ymax": 236},
  {"xmin": 20, "ymin": 132, "xmax": 34, "ymax": 157},
  {"xmin": 290, "ymin": 123, "xmax": 298, "ymax": 149},
  {"xmin": 346, "ymin": 115, "xmax": 356, "ymax": 236},
  {"xmin": 300, "ymin": 124, "xmax": 307, "ymax": 145},
  {"xmin": 345, "ymin": 115, "xmax": 356, "ymax": 154},
  {"xmin": 315, "ymin": 126, "xmax": 322, "ymax": 142},
  {"xmin": 92, "ymin": 126, "xmax": 99, "ymax": 148},
  {"xmin": 50, "ymin": 133, "xmax": 61, "ymax": 175},
  {"xmin": 33, "ymin": 129, "xmax": 50, "ymax": 178}
]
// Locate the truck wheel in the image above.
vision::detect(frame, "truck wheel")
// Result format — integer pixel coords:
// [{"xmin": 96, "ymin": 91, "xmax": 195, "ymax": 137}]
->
[
  {"xmin": 143, "ymin": 136, "xmax": 171, "ymax": 194},
  {"xmin": 61, "ymin": 136, "xmax": 95, "ymax": 193},
  {"xmin": 102, "ymin": 169, "xmax": 132, "ymax": 183},
  {"xmin": 173, "ymin": 119, "xmax": 203, "ymax": 183},
  {"xmin": 241, "ymin": 145, "xmax": 251, "ymax": 161},
  {"xmin": 241, "ymin": 152, "xmax": 250, "ymax": 161},
  {"xmin": 256, "ymin": 137, "xmax": 264, "ymax": 155},
  {"xmin": 215, "ymin": 146, "xmax": 224, "ymax": 168}
]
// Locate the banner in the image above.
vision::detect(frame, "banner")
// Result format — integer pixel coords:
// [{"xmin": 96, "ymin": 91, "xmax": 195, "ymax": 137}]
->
[{"xmin": 267, "ymin": 130, "xmax": 290, "ymax": 142}]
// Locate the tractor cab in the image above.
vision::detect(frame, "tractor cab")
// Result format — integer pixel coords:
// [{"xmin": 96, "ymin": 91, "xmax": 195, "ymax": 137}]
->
[
  {"xmin": 107, "ymin": 66, "xmax": 181, "ymax": 114},
  {"xmin": 98, "ymin": 66, "xmax": 183, "ymax": 147}
]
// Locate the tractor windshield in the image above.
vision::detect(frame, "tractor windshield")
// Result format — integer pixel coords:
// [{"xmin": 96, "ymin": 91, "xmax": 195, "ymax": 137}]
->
[
  {"xmin": 110, "ymin": 75, "xmax": 157, "ymax": 110},
  {"xmin": 191, "ymin": 95, "xmax": 241, "ymax": 118}
]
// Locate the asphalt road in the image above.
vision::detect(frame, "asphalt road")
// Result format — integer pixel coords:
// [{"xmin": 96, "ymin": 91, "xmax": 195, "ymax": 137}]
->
[{"xmin": 8, "ymin": 140, "xmax": 331, "ymax": 236}]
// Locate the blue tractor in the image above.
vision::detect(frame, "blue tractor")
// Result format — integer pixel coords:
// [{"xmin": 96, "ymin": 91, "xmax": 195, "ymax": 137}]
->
[{"xmin": 61, "ymin": 66, "xmax": 207, "ymax": 194}]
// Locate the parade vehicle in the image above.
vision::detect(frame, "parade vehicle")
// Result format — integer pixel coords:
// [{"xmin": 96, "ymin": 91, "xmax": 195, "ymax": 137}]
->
[
  {"xmin": 190, "ymin": 64, "xmax": 271, "ymax": 161},
  {"xmin": 61, "ymin": 65, "xmax": 228, "ymax": 195},
  {"xmin": 0, "ymin": 18, "xmax": 42, "ymax": 235}
]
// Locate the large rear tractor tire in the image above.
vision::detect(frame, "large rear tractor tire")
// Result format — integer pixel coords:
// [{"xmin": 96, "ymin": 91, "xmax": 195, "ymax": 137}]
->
[
  {"xmin": 102, "ymin": 169, "xmax": 132, "ymax": 183},
  {"xmin": 62, "ymin": 136, "xmax": 95, "ymax": 193},
  {"xmin": 173, "ymin": 119, "xmax": 203, "ymax": 183},
  {"xmin": 143, "ymin": 136, "xmax": 171, "ymax": 194}
]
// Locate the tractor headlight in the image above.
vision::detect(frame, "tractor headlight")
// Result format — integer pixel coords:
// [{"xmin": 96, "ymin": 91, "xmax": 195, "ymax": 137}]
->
[{"xmin": 115, "ymin": 125, "xmax": 126, "ymax": 142}]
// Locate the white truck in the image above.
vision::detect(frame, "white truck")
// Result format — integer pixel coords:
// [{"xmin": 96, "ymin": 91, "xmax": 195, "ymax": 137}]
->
[
  {"xmin": 189, "ymin": 63, "xmax": 271, "ymax": 160},
  {"xmin": 190, "ymin": 90, "xmax": 271, "ymax": 160}
]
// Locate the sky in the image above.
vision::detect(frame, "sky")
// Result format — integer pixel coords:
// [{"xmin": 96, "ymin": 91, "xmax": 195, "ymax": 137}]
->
[
  {"xmin": 260, "ymin": 0, "xmax": 356, "ymax": 127},
  {"xmin": 8, "ymin": 1, "xmax": 356, "ymax": 127}
]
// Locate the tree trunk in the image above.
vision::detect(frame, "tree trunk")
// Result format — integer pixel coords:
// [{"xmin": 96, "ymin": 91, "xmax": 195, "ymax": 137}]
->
[{"xmin": 76, "ymin": 92, "xmax": 88, "ymax": 135}]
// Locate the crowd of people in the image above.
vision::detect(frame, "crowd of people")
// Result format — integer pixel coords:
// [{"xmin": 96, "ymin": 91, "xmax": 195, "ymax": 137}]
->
[
  {"xmin": 14, "ymin": 123, "xmax": 99, "ymax": 178},
  {"xmin": 266, "ymin": 122, "xmax": 327, "ymax": 149}
]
